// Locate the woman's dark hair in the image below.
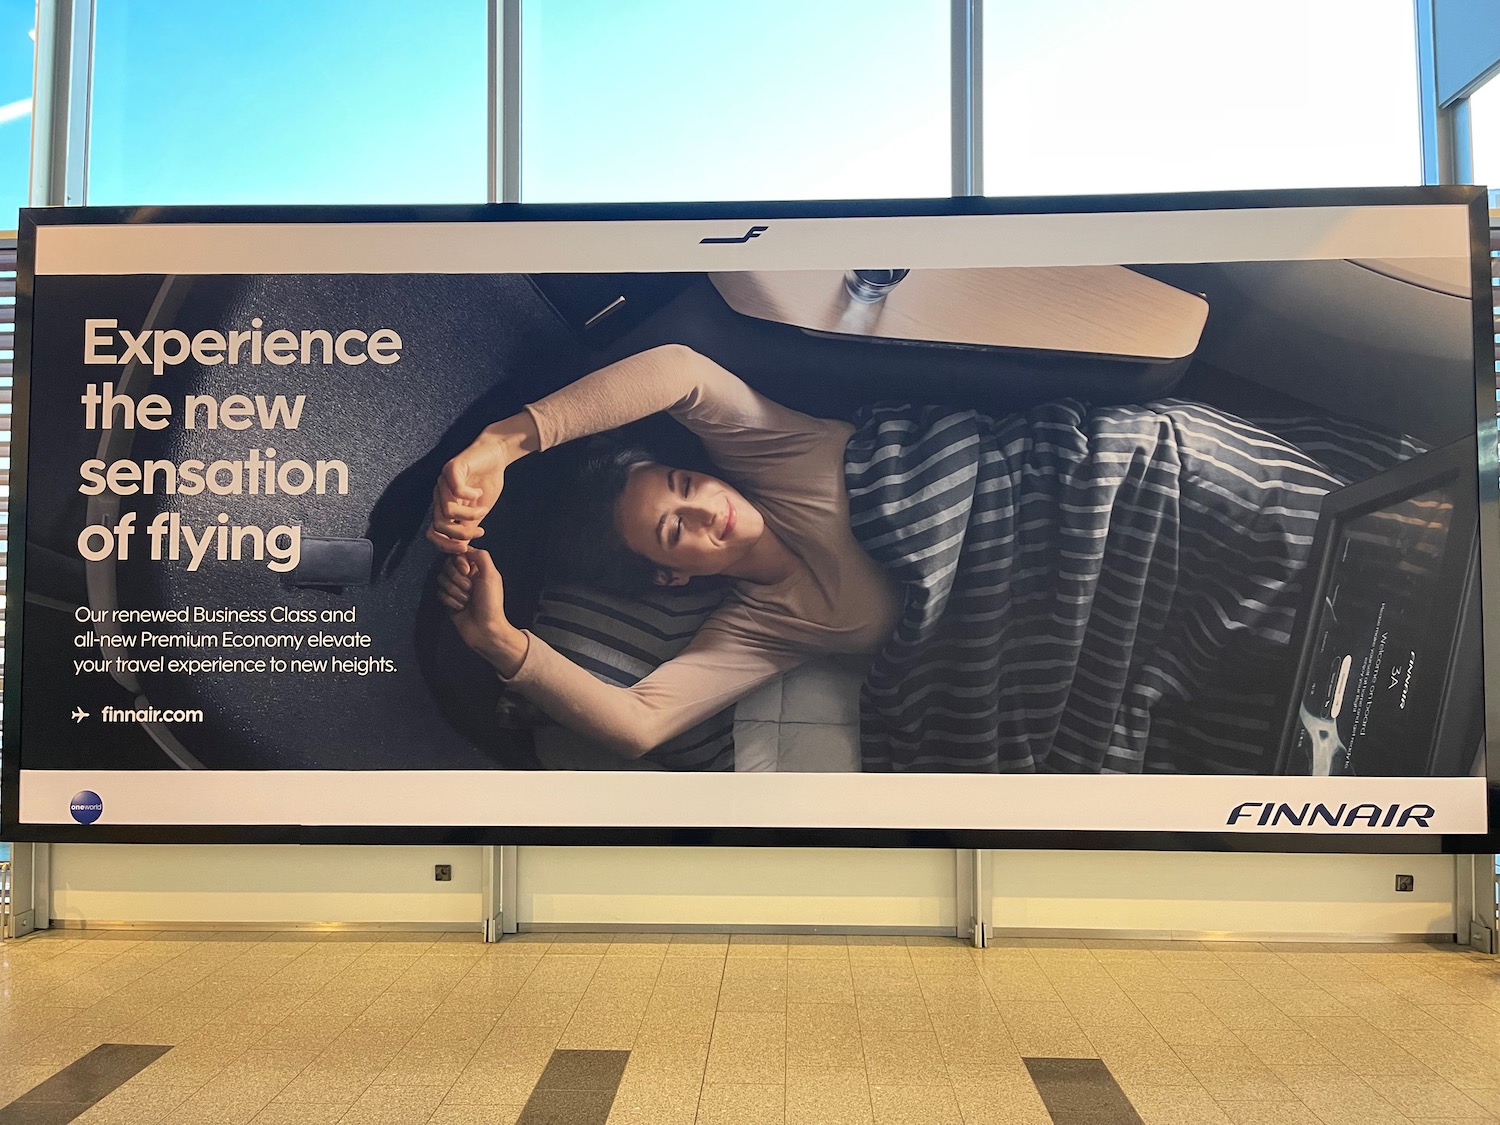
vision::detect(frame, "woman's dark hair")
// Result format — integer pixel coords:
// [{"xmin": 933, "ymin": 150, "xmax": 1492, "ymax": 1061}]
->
[{"xmin": 542, "ymin": 440, "xmax": 665, "ymax": 596}]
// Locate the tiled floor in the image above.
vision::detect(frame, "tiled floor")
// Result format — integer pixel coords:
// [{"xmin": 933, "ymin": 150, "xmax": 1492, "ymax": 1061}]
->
[{"xmin": 0, "ymin": 929, "xmax": 1496, "ymax": 1124}]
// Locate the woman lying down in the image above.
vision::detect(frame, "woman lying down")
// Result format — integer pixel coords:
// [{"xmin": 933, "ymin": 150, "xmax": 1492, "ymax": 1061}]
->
[{"xmin": 427, "ymin": 344, "xmax": 1417, "ymax": 775}]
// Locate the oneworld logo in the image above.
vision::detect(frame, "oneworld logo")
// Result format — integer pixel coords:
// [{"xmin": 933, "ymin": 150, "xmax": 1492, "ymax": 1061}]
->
[
  {"xmin": 1226, "ymin": 801, "xmax": 1434, "ymax": 829},
  {"xmin": 699, "ymin": 225, "xmax": 768, "ymax": 245},
  {"xmin": 69, "ymin": 790, "xmax": 103, "ymax": 825}
]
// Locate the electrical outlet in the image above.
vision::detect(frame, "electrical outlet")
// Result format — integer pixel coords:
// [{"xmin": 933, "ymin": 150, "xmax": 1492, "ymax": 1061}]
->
[
  {"xmin": 434, "ymin": 864, "xmax": 452, "ymax": 882},
  {"xmin": 1394, "ymin": 874, "xmax": 1414, "ymax": 892}
]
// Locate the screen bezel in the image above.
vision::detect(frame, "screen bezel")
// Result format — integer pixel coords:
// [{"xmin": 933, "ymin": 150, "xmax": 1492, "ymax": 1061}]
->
[{"xmin": 7, "ymin": 187, "xmax": 1496, "ymax": 851}]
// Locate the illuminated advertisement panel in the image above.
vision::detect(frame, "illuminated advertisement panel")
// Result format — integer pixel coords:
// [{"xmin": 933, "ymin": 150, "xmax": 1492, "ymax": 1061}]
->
[{"xmin": 6, "ymin": 192, "xmax": 1496, "ymax": 846}]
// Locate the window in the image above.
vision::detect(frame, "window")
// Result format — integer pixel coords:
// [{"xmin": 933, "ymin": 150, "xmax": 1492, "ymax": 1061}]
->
[
  {"xmin": 1469, "ymin": 70, "xmax": 1500, "ymax": 202},
  {"xmin": 519, "ymin": 0, "xmax": 951, "ymax": 203},
  {"xmin": 0, "ymin": 0, "xmax": 24, "ymax": 784},
  {"xmin": 982, "ymin": 0, "xmax": 1422, "ymax": 196},
  {"xmin": 0, "ymin": 0, "xmax": 33, "ymax": 231},
  {"xmin": 88, "ymin": 1, "xmax": 488, "ymax": 206}
]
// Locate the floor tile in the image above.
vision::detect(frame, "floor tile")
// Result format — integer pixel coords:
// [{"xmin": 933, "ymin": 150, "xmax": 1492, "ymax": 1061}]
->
[
  {"xmin": 696, "ymin": 1083, "xmax": 785, "ymax": 1125},
  {"xmin": 604, "ymin": 1067, "xmax": 700, "ymax": 1125},
  {"xmin": 1363, "ymin": 1072, "xmax": 1491, "ymax": 1117},
  {"xmin": 869, "ymin": 1084, "xmax": 963, "ymax": 1125},
  {"xmin": 72, "ymin": 1084, "xmax": 196, "ymax": 1125},
  {"xmin": 950, "ymin": 1076, "xmax": 1055, "ymax": 1125},
  {"xmin": 861, "ymin": 1031, "xmax": 948, "ymax": 1085},
  {"xmin": 787, "ymin": 1007, "xmax": 862, "ymax": 1068},
  {"xmin": 332, "ymin": 1082, "xmax": 447, "ymax": 1124},
  {"xmin": 785, "ymin": 1066, "xmax": 872, "ymax": 1125},
  {"xmin": 1125, "ymin": 1084, "xmax": 1233, "ymax": 1125},
  {"xmin": 1216, "ymin": 1102, "xmax": 1323, "ymax": 1125},
  {"xmin": 705, "ymin": 1011, "xmax": 787, "ymax": 1084}
]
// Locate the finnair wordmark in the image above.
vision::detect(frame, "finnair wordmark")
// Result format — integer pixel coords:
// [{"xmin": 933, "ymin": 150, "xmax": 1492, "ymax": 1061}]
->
[
  {"xmin": 1225, "ymin": 802, "xmax": 1435, "ymax": 829},
  {"xmin": 699, "ymin": 225, "xmax": 768, "ymax": 244}
]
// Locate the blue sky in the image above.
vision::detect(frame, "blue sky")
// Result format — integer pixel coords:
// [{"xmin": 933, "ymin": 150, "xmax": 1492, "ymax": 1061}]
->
[
  {"xmin": 519, "ymin": 0, "xmax": 949, "ymax": 202},
  {"xmin": 87, "ymin": 0, "xmax": 951, "ymax": 207},
  {"xmin": 87, "ymin": 0, "xmax": 487, "ymax": 207},
  {"xmin": 1, "ymin": 0, "xmax": 33, "ymax": 230},
  {"xmin": 1, "ymin": 0, "xmax": 1438, "ymax": 225}
]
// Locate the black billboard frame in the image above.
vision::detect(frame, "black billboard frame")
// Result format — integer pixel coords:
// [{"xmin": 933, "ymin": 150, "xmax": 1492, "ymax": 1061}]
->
[{"xmin": 6, "ymin": 187, "xmax": 1496, "ymax": 851}]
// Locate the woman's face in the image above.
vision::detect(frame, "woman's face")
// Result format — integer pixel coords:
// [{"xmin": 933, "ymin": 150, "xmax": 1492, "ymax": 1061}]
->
[{"xmin": 615, "ymin": 463, "xmax": 764, "ymax": 585}]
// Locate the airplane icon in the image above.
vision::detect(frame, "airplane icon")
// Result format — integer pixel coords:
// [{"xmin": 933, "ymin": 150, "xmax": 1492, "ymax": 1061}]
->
[{"xmin": 71, "ymin": 707, "xmax": 88, "ymax": 723}]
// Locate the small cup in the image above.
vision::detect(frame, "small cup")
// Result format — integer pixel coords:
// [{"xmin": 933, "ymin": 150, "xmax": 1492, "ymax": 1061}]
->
[{"xmin": 844, "ymin": 268, "xmax": 910, "ymax": 303}]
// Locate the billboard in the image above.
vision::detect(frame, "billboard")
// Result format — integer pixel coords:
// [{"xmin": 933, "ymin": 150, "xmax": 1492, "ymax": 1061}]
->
[{"xmin": 6, "ymin": 192, "xmax": 1497, "ymax": 846}]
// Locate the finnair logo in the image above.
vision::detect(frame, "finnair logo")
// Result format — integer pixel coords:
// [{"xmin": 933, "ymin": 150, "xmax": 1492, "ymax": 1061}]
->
[
  {"xmin": 70, "ymin": 790, "xmax": 104, "ymax": 825},
  {"xmin": 1226, "ymin": 801, "xmax": 1434, "ymax": 829},
  {"xmin": 699, "ymin": 225, "xmax": 768, "ymax": 245}
]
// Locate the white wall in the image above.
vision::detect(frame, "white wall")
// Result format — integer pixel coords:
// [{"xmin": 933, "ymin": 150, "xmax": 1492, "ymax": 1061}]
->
[
  {"xmin": 516, "ymin": 847, "xmax": 956, "ymax": 930},
  {"xmin": 993, "ymin": 851, "xmax": 1456, "ymax": 938},
  {"xmin": 50, "ymin": 844, "xmax": 484, "ymax": 926},
  {"xmin": 42, "ymin": 843, "xmax": 1460, "ymax": 939}
]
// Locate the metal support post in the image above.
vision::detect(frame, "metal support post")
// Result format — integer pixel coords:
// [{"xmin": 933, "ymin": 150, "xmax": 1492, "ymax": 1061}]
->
[
  {"xmin": 1457, "ymin": 853, "xmax": 1497, "ymax": 953},
  {"xmin": 3, "ymin": 843, "xmax": 48, "ymax": 939},
  {"xmin": 30, "ymin": 0, "xmax": 94, "ymax": 207},
  {"xmin": 950, "ymin": 0, "xmax": 983, "ymax": 196},
  {"xmin": 481, "ymin": 845, "xmax": 518, "ymax": 941},
  {"xmin": 955, "ymin": 849, "xmax": 992, "ymax": 948},
  {"xmin": 488, "ymin": 0, "xmax": 522, "ymax": 203}
]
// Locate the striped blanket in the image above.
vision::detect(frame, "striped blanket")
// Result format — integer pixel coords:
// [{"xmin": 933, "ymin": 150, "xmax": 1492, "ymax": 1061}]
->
[{"xmin": 844, "ymin": 399, "xmax": 1420, "ymax": 774}]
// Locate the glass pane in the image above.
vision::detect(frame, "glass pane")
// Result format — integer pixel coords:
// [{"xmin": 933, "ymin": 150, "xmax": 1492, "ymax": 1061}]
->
[
  {"xmin": 1468, "ymin": 71, "xmax": 1500, "ymax": 204},
  {"xmin": 89, "ymin": 1, "xmax": 488, "ymax": 206},
  {"xmin": 0, "ymin": 0, "xmax": 34, "ymax": 231},
  {"xmin": 520, "ymin": 0, "xmax": 950, "ymax": 202},
  {"xmin": 983, "ymin": 0, "xmax": 1422, "ymax": 195}
]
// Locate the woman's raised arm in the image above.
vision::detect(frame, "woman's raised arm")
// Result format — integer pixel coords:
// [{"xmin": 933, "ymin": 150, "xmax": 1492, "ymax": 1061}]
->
[
  {"xmin": 429, "ymin": 344, "xmax": 826, "ymax": 553},
  {"xmin": 525, "ymin": 344, "xmax": 827, "ymax": 468}
]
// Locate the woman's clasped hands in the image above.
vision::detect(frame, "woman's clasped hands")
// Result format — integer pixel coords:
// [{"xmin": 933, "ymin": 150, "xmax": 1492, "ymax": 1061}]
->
[{"xmin": 428, "ymin": 415, "xmax": 541, "ymax": 676}]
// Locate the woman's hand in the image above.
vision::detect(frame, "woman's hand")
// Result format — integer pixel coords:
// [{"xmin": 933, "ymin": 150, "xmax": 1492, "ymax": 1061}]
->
[
  {"xmin": 427, "ymin": 432, "xmax": 508, "ymax": 553},
  {"xmin": 438, "ymin": 550, "xmax": 529, "ymax": 677},
  {"xmin": 427, "ymin": 413, "xmax": 541, "ymax": 555}
]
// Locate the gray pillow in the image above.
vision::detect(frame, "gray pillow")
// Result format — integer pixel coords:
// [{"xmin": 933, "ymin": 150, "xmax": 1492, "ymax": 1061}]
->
[{"xmin": 525, "ymin": 583, "xmax": 735, "ymax": 771}]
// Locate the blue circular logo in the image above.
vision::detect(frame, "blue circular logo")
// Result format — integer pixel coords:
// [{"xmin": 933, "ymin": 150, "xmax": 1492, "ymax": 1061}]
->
[{"xmin": 69, "ymin": 790, "xmax": 103, "ymax": 825}]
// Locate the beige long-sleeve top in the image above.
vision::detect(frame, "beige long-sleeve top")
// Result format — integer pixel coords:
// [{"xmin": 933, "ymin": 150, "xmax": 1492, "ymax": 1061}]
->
[{"xmin": 505, "ymin": 344, "xmax": 899, "ymax": 757}]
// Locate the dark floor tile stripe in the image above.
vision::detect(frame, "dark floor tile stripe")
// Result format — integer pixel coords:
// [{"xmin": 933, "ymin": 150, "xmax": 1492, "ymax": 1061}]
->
[
  {"xmin": 1024, "ymin": 1057, "xmax": 1144, "ymax": 1125},
  {"xmin": 517, "ymin": 1050, "xmax": 630, "ymax": 1125},
  {"xmin": 0, "ymin": 1044, "xmax": 171, "ymax": 1125},
  {"xmin": 535, "ymin": 1049, "xmax": 630, "ymax": 1092}
]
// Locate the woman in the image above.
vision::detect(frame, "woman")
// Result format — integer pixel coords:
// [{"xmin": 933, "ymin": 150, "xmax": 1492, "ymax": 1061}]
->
[
  {"xmin": 428, "ymin": 343, "xmax": 899, "ymax": 760},
  {"xmin": 431, "ymin": 343, "xmax": 1417, "ymax": 774}
]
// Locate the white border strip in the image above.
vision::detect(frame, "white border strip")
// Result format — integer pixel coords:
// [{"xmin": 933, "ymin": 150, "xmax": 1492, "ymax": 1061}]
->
[
  {"xmin": 32, "ymin": 206, "xmax": 1472, "ymax": 276},
  {"xmin": 19, "ymin": 770, "xmax": 1487, "ymax": 833}
]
